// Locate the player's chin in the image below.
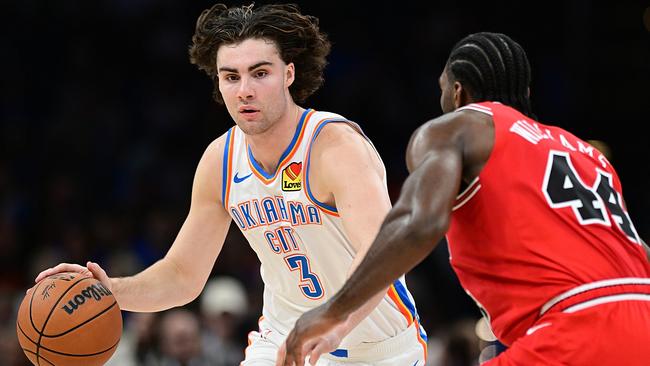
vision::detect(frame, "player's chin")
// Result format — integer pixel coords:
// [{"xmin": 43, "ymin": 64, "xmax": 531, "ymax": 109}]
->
[{"xmin": 238, "ymin": 122, "xmax": 270, "ymax": 136}]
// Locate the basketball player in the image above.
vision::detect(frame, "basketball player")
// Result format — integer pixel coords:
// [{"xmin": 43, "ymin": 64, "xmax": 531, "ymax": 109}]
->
[
  {"xmin": 34, "ymin": 3, "xmax": 427, "ymax": 365},
  {"xmin": 278, "ymin": 32, "xmax": 650, "ymax": 366}
]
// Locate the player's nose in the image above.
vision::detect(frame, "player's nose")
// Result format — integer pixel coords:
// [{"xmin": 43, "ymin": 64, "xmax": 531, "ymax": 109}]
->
[{"xmin": 236, "ymin": 75, "xmax": 255, "ymax": 101}]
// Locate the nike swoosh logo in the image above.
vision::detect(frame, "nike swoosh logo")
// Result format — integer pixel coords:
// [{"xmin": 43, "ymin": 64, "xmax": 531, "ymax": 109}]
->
[{"xmin": 233, "ymin": 172, "xmax": 253, "ymax": 183}]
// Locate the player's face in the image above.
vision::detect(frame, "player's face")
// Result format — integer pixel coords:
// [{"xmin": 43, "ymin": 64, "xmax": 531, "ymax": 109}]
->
[
  {"xmin": 439, "ymin": 67, "xmax": 455, "ymax": 114},
  {"xmin": 216, "ymin": 38, "xmax": 295, "ymax": 135}
]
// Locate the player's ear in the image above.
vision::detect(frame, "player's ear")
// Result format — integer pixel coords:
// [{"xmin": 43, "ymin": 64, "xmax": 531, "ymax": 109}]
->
[
  {"xmin": 452, "ymin": 81, "xmax": 468, "ymax": 109},
  {"xmin": 285, "ymin": 62, "xmax": 295, "ymax": 88}
]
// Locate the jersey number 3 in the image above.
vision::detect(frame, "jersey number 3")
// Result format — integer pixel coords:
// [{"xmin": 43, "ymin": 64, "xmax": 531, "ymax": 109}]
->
[
  {"xmin": 284, "ymin": 254, "xmax": 324, "ymax": 299},
  {"xmin": 542, "ymin": 151, "xmax": 639, "ymax": 243}
]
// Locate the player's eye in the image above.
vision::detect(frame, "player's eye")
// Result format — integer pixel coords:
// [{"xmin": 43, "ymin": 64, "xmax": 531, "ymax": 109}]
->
[
  {"xmin": 254, "ymin": 70, "xmax": 268, "ymax": 78},
  {"xmin": 223, "ymin": 74, "xmax": 239, "ymax": 82}
]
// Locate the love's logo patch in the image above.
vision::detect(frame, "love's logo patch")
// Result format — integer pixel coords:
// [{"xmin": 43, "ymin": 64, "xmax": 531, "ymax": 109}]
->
[{"xmin": 282, "ymin": 162, "xmax": 302, "ymax": 191}]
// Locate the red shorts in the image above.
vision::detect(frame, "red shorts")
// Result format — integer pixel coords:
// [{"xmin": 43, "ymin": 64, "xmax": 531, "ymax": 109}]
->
[{"xmin": 484, "ymin": 293, "xmax": 650, "ymax": 365}]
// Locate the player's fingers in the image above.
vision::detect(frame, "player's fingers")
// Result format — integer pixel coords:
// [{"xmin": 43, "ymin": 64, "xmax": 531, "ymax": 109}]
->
[
  {"xmin": 280, "ymin": 353, "xmax": 296, "ymax": 366},
  {"xmin": 86, "ymin": 261, "xmax": 112, "ymax": 290},
  {"xmin": 35, "ymin": 266, "xmax": 63, "ymax": 283},
  {"xmin": 306, "ymin": 337, "xmax": 331, "ymax": 365},
  {"xmin": 35, "ymin": 263, "xmax": 89, "ymax": 283},
  {"xmin": 283, "ymin": 340, "xmax": 307, "ymax": 366},
  {"xmin": 52, "ymin": 263, "xmax": 89, "ymax": 275},
  {"xmin": 307, "ymin": 340, "xmax": 331, "ymax": 365},
  {"xmin": 299, "ymin": 338, "xmax": 319, "ymax": 366}
]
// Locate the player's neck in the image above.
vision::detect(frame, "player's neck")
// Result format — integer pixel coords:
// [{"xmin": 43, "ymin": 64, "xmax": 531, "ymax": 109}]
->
[{"xmin": 247, "ymin": 104, "xmax": 304, "ymax": 173}]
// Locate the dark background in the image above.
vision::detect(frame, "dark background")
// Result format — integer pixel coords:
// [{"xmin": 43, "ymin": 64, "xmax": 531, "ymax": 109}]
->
[{"xmin": 1, "ymin": 0, "xmax": 649, "ymax": 363}]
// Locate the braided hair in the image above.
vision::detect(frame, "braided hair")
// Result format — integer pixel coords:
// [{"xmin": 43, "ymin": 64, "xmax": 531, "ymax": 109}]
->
[{"xmin": 447, "ymin": 32, "xmax": 534, "ymax": 117}]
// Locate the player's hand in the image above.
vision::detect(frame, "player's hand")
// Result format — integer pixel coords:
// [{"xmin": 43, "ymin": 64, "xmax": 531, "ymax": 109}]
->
[
  {"xmin": 34, "ymin": 261, "xmax": 112, "ymax": 292},
  {"xmin": 276, "ymin": 304, "xmax": 347, "ymax": 366}
]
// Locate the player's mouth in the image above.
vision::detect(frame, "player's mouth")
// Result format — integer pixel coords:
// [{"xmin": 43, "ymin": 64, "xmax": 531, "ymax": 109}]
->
[{"xmin": 239, "ymin": 106, "xmax": 260, "ymax": 120}]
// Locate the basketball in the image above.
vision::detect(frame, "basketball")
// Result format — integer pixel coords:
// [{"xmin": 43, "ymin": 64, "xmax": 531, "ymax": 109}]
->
[{"xmin": 16, "ymin": 272, "xmax": 122, "ymax": 366}]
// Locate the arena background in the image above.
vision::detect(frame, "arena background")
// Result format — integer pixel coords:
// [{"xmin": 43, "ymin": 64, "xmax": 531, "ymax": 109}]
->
[{"xmin": 2, "ymin": 1, "xmax": 649, "ymax": 365}]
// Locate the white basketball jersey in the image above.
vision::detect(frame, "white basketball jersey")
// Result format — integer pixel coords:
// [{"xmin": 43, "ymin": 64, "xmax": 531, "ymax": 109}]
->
[{"xmin": 221, "ymin": 109, "xmax": 427, "ymax": 348}]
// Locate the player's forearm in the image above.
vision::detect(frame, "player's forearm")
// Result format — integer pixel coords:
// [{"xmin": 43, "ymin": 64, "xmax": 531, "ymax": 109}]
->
[
  {"xmin": 326, "ymin": 208, "xmax": 441, "ymax": 319},
  {"xmin": 341, "ymin": 246, "xmax": 388, "ymax": 333},
  {"xmin": 340, "ymin": 228, "xmax": 390, "ymax": 335},
  {"xmin": 339, "ymin": 289, "xmax": 387, "ymax": 335},
  {"xmin": 110, "ymin": 256, "xmax": 198, "ymax": 312}
]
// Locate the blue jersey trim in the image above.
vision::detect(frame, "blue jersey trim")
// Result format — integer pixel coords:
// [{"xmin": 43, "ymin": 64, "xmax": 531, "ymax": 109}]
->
[
  {"xmin": 221, "ymin": 128, "xmax": 233, "ymax": 207},
  {"xmin": 304, "ymin": 119, "xmax": 350, "ymax": 213},
  {"xmin": 394, "ymin": 279, "xmax": 427, "ymax": 341},
  {"xmin": 247, "ymin": 108, "xmax": 311, "ymax": 179}
]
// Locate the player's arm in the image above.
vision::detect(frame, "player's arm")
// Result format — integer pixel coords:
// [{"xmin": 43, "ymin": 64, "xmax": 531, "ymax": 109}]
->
[
  {"xmin": 108, "ymin": 136, "xmax": 232, "ymax": 311},
  {"xmin": 278, "ymin": 113, "xmax": 472, "ymax": 366},
  {"xmin": 301, "ymin": 123, "xmax": 393, "ymax": 354},
  {"xmin": 326, "ymin": 114, "xmax": 464, "ymax": 329},
  {"xmin": 277, "ymin": 112, "xmax": 486, "ymax": 366},
  {"xmin": 36, "ymin": 135, "xmax": 233, "ymax": 312}
]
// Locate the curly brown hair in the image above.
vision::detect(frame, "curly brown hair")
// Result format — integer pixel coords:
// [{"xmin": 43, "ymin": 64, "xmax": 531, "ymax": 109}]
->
[{"xmin": 189, "ymin": 3, "xmax": 331, "ymax": 104}]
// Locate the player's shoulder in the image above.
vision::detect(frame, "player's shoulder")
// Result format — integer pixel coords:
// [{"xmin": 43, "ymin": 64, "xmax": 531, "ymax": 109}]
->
[
  {"xmin": 306, "ymin": 109, "xmax": 363, "ymax": 147},
  {"xmin": 194, "ymin": 129, "xmax": 234, "ymax": 179},
  {"xmin": 409, "ymin": 107, "xmax": 494, "ymax": 159},
  {"xmin": 315, "ymin": 121, "xmax": 361, "ymax": 143},
  {"xmin": 190, "ymin": 129, "xmax": 235, "ymax": 203},
  {"xmin": 203, "ymin": 129, "xmax": 233, "ymax": 160},
  {"xmin": 309, "ymin": 114, "xmax": 379, "ymax": 170},
  {"xmin": 309, "ymin": 109, "xmax": 347, "ymax": 123},
  {"xmin": 421, "ymin": 110, "xmax": 458, "ymax": 130},
  {"xmin": 312, "ymin": 126, "xmax": 376, "ymax": 174},
  {"xmin": 308, "ymin": 115, "xmax": 384, "ymax": 188},
  {"xmin": 415, "ymin": 110, "xmax": 472, "ymax": 140}
]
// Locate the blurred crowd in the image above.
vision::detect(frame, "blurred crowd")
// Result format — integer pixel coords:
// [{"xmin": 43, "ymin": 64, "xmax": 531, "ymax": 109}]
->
[
  {"xmin": 2, "ymin": 1, "xmax": 648, "ymax": 366},
  {"xmin": 1, "ymin": 274, "xmax": 494, "ymax": 366}
]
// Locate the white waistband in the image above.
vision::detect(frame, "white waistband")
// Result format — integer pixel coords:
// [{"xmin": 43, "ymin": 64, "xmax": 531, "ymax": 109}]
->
[
  {"xmin": 322, "ymin": 321, "xmax": 424, "ymax": 362},
  {"xmin": 540, "ymin": 277, "xmax": 650, "ymax": 316}
]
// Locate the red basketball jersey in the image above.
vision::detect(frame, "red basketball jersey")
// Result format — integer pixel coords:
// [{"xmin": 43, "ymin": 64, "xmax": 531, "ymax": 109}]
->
[{"xmin": 446, "ymin": 102, "xmax": 650, "ymax": 346}]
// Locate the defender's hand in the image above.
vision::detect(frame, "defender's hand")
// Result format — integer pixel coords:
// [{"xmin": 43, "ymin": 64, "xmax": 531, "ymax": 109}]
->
[{"xmin": 276, "ymin": 305, "xmax": 347, "ymax": 366}]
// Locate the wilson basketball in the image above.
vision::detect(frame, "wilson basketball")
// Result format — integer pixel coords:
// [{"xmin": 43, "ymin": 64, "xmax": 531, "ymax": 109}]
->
[{"xmin": 16, "ymin": 272, "xmax": 122, "ymax": 366}]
